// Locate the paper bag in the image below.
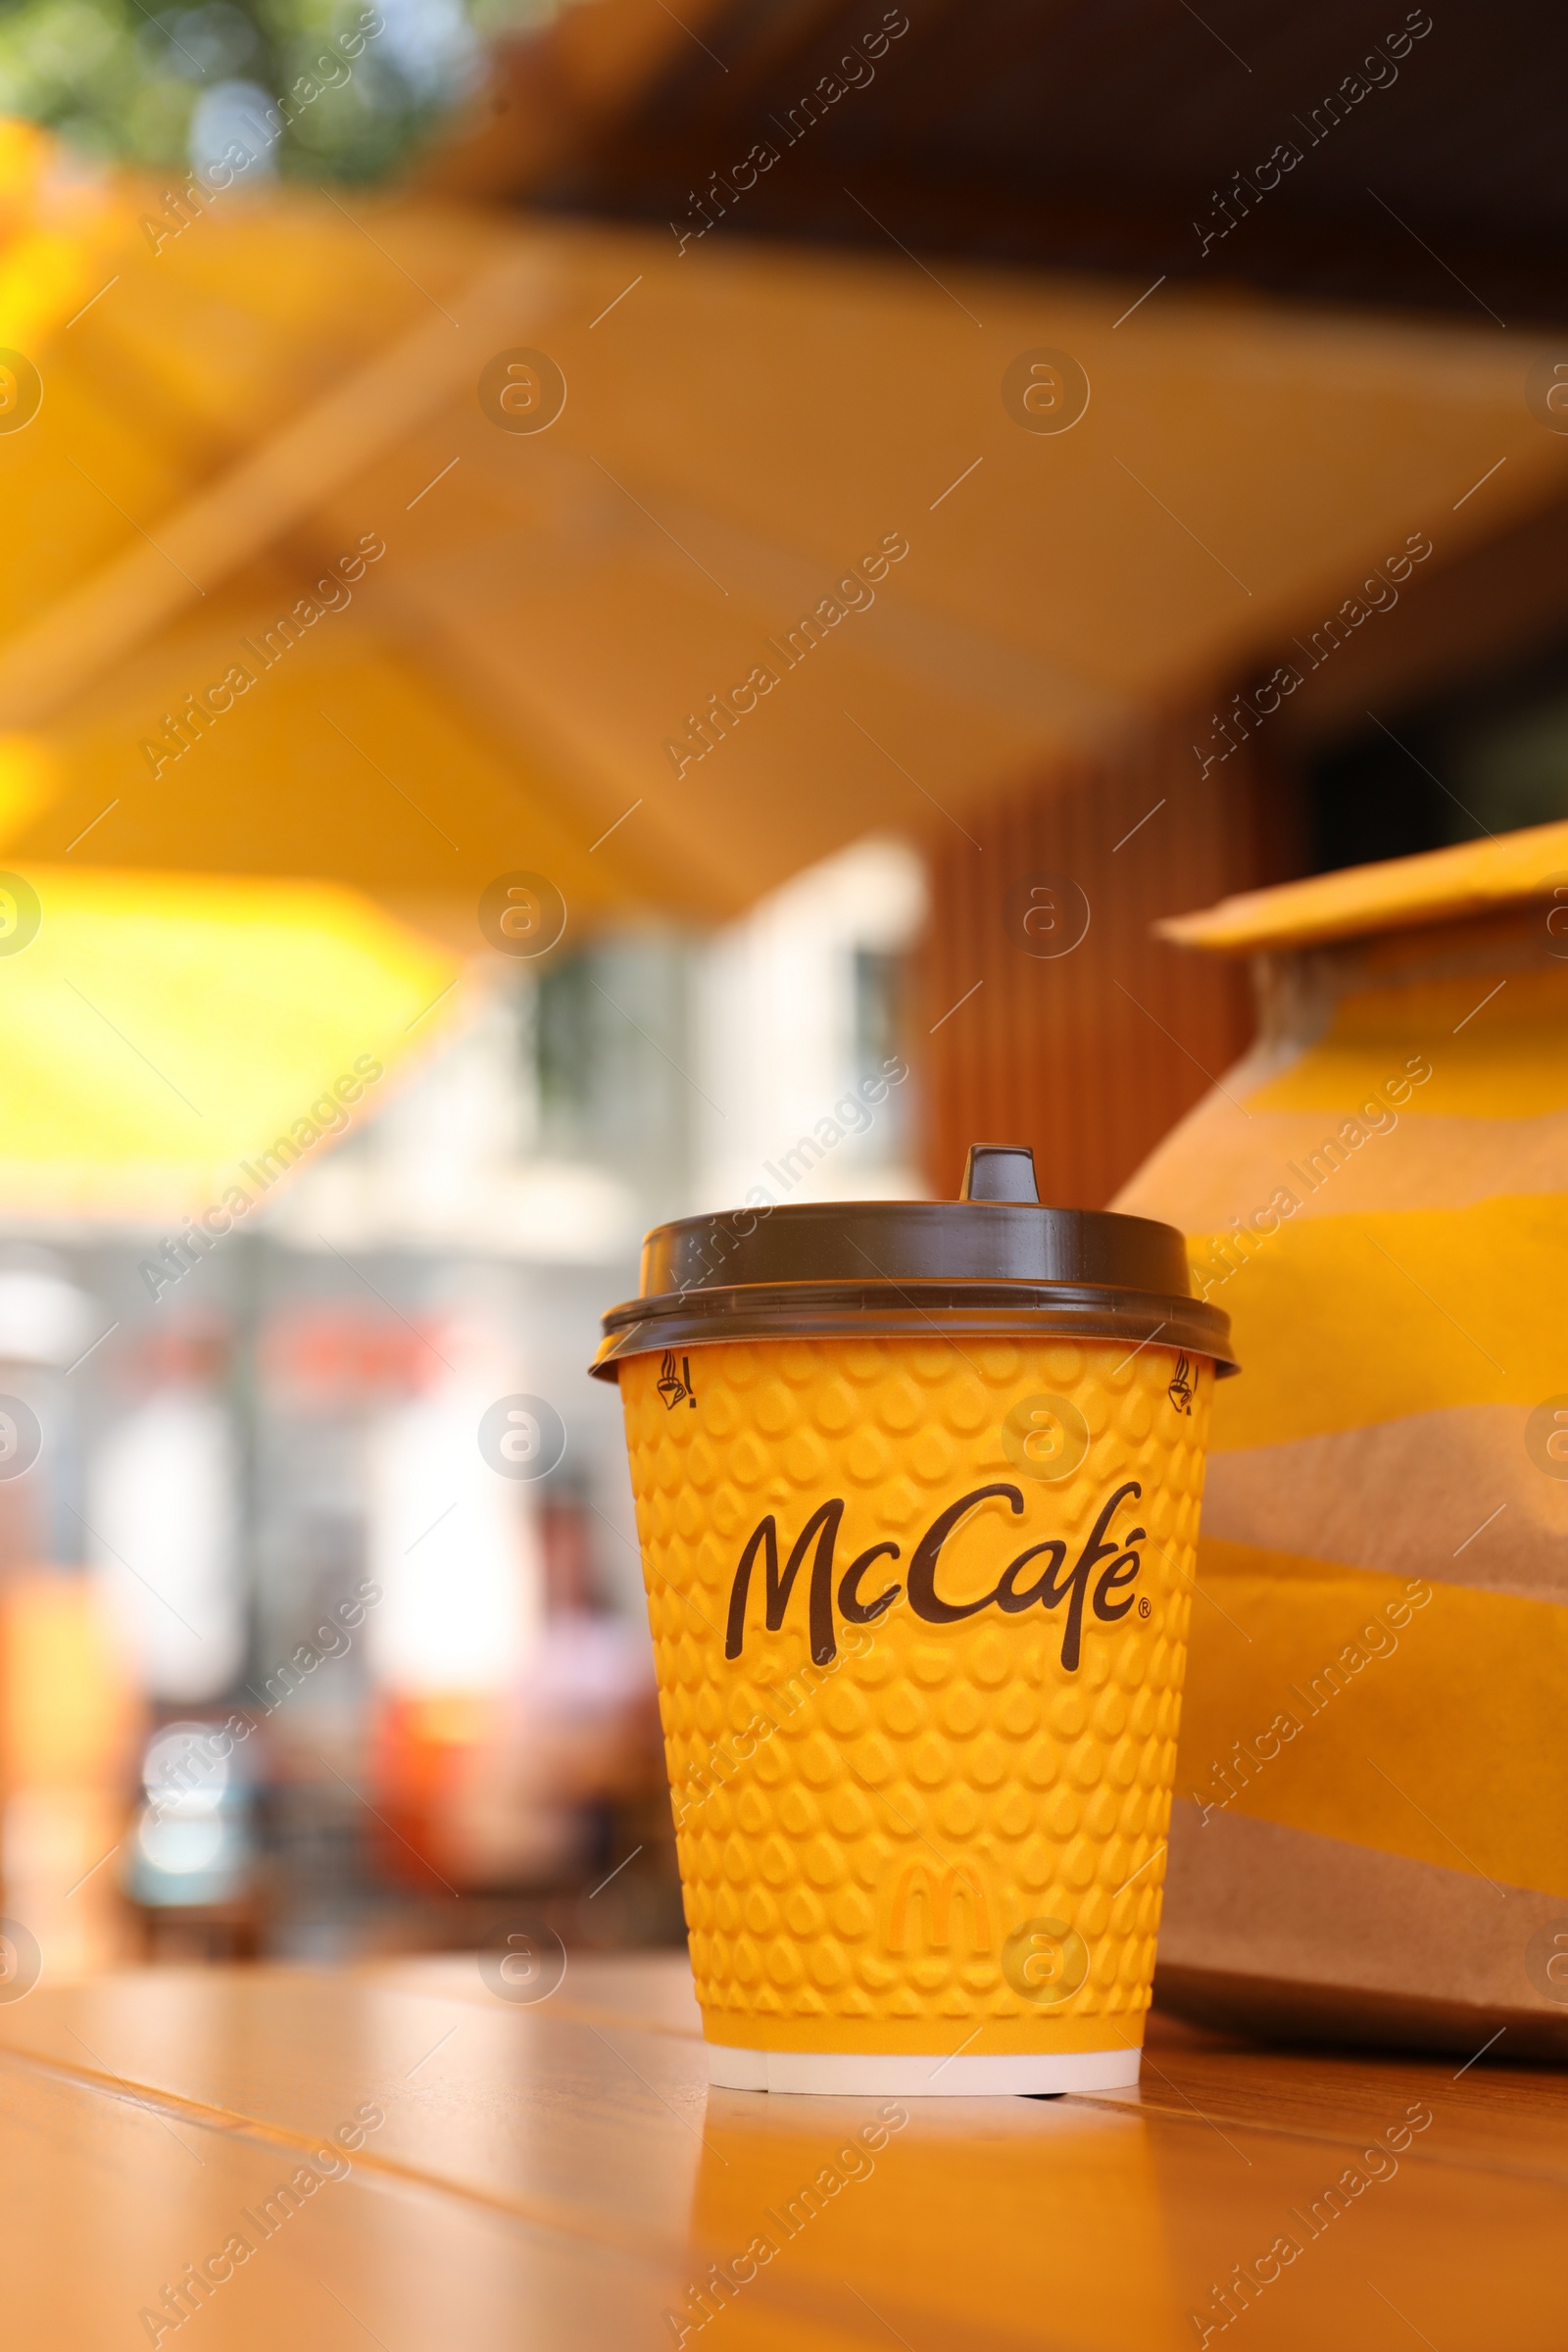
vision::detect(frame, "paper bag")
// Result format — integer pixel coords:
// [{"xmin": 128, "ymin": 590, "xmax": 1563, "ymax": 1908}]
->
[{"xmin": 1114, "ymin": 819, "xmax": 1568, "ymax": 2056}]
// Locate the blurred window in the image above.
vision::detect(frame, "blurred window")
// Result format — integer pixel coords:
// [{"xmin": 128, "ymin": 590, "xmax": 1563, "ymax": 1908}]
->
[
  {"xmin": 1309, "ymin": 638, "xmax": 1568, "ymax": 871},
  {"xmin": 532, "ymin": 937, "xmax": 696, "ymax": 1199},
  {"xmin": 852, "ymin": 944, "xmax": 910, "ymax": 1154}
]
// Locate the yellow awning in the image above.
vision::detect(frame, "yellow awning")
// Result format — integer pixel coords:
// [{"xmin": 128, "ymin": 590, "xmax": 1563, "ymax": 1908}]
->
[
  {"xmin": 1, "ymin": 118, "xmax": 1565, "ymax": 925},
  {"xmin": 0, "ymin": 863, "xmax": 459, "ymax": 1220}
]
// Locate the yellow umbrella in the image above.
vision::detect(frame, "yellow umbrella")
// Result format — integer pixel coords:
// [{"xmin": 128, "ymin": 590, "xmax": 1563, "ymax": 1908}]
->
[
  {"xmin": 0, "ymin": 861, "xmax": 460, "ymax": 1220},
  {"xmin": 3, "ymin": 117, "xmax": 1565, "ymax": 922}
]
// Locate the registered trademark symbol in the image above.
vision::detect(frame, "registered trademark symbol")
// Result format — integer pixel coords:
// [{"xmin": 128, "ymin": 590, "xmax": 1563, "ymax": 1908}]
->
[{"xmin": 1137, "ymin": 1596, "xmax": 1152, "ymax": 1619}]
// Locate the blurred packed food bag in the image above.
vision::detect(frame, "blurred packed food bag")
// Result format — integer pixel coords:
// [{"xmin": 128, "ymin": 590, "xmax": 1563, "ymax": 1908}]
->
[{"xmin": 1117, "ymin": 820, "xmax": 1568, "ymax": 2055}]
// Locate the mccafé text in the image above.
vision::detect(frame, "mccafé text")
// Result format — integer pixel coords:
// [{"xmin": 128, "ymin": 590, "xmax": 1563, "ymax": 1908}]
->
[{"xmin": 725, "ymin": 1480, "xmax": 1148, "ymax": 1674}]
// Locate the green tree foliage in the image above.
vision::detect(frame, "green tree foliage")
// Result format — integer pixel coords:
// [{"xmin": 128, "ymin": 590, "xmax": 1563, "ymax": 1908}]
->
[{"xmin": 0, "ymin": 0, "xmax": 540, "ymax": 182}]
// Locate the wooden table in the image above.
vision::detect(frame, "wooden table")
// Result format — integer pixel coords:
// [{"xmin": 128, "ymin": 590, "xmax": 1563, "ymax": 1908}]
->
[{"xmin": 0, "ymin": 1952, "xmax": 1560, "ymax": 2348}]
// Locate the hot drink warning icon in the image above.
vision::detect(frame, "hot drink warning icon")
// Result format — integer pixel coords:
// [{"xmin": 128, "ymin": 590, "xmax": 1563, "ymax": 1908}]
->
[
  {"xmin": 1167, "ymin": 1353, "xmax": 1194, "ymax": 1415},
  {"xmin": 658, "ymin": 1350, "xmax": 697, "ymax": 1410}
]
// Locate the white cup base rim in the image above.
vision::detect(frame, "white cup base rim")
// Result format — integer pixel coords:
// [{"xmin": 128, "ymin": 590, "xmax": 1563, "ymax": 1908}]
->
[{"xmin": 705, "ymin": 2043, "xmax": 1143, "ymax": 2097}]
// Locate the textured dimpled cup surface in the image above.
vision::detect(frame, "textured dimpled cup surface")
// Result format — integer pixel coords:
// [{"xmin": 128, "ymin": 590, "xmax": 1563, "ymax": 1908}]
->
[{"xmin": 618, "ymin": 1329, "xmax": 1213, "ymax": 2095}]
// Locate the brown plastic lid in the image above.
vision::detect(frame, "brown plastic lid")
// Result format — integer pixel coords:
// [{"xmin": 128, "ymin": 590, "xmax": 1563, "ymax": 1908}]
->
[{"xmin": 590, "ymin": 1143, "xmax": 1237, "ymax": 1379}]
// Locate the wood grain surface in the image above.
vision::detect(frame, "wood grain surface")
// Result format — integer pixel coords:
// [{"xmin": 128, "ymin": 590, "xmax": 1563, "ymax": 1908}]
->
[{"xmin": 0, "ymin": 1954, "xmax": 1558, "ymax": 2349}]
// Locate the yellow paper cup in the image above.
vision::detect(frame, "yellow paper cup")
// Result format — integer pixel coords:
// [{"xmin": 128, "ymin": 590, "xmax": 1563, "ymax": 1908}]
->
[{"xmin": 594, "ymin": 1146, "xmax": 1236, "ymax": 2094}]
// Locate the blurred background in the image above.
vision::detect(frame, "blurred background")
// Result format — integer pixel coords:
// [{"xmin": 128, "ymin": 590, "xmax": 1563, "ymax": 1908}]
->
[{"xmin": 0, "ymin": 0, "xmax": 1565, "ymax": 1975}]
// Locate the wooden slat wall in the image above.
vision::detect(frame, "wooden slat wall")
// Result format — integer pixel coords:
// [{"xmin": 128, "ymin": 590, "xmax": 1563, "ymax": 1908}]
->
[{"xmin": 918, "ymin": 720, "xmax": 1290, "ymax": 1207}]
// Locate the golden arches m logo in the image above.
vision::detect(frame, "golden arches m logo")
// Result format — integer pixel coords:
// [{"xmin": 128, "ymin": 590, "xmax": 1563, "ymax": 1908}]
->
[{"xmin": 885, "ymin": 1862, "xmax": 993, "ymax": 1955}]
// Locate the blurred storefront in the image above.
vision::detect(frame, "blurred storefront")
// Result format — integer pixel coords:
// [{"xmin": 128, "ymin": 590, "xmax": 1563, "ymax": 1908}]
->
[{"xmin": 0, "ymin": 840, "xmax": 920, "ymax": 1967}]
